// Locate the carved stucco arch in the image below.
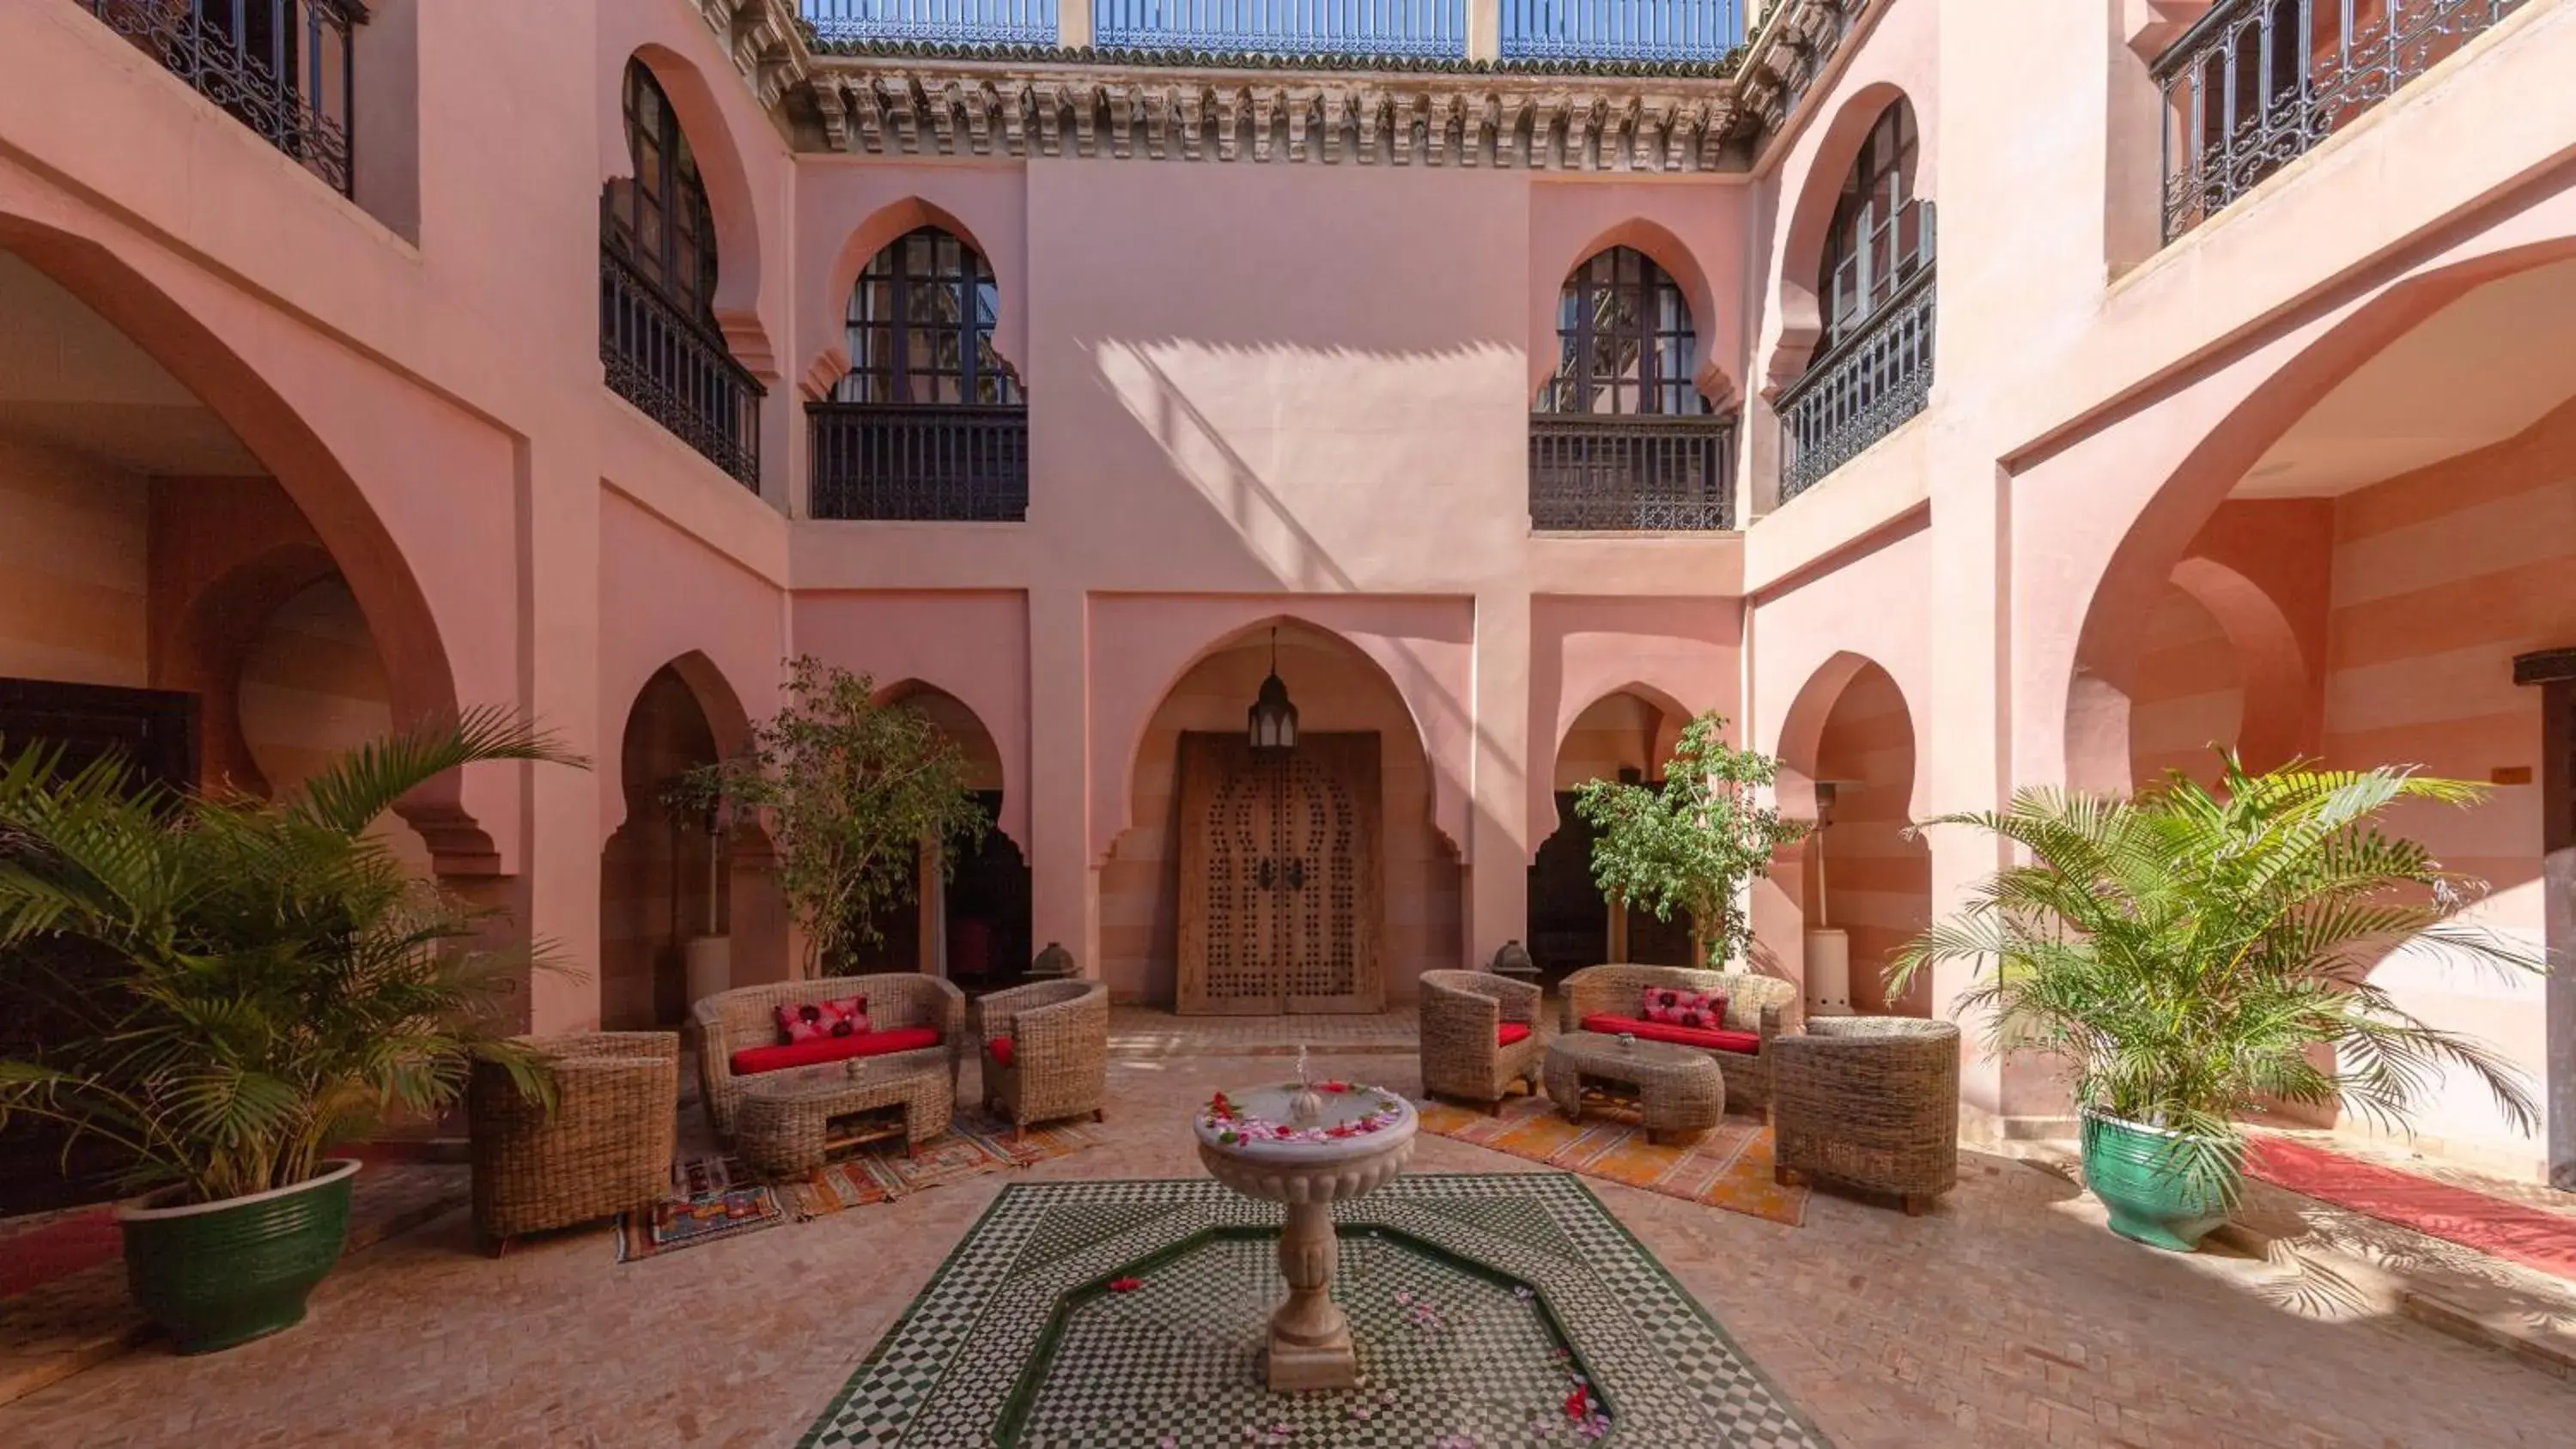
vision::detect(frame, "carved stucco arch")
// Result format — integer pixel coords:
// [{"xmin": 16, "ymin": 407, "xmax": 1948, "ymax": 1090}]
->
[
  {"xmin": 804, "ymin": 196, "xmax": 1026, "ymax": 403},
  {"xmin": 599, "ymin": 649, "xmax": 762, "ymax": 846},
  {"xmin": 2063, "ymin": 233, "xmax": 2576, "ymax": 794},
  {"xmin": 1530, "ymin": 679, "xmax": 1710, "ymax": 852},
  {"xmin": 873, "ymin": 676, "xmax": 1027, "ymax": 847},
  {"xmin": 1100, "ymin": 612, "xmax": 1457, "ymax": 864},
  {"xmin": 611, "ymin": 43, "xmax": 780, "ymax": 378},
  {"xmin": 1772, "ymin": 649, "xmax": 1930, "ymax": 828},
  {"xmin": 0, "ymin": 215, "xmax": 498, "ymax": 874},
  {"xmin": 2165, "ymin": 555, "xmax": 2317, "ymax": 777},
  {"xmin": 1764, "ymin": 81, "xmax": 1930, "ymax": 395},
  {"xmin": 1528, "ymin": 217, "xmax": 1741, "ymax": 410}
]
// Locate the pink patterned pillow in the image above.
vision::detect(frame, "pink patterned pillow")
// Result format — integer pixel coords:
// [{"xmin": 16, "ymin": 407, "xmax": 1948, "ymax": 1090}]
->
[
  {"xmin": 776, "ymin": 995, "xmax": 870, "ymax": 1044},
  {"xmin": 1640, "ymin": 986, "xmax": 1723, "ymax": 1031}
]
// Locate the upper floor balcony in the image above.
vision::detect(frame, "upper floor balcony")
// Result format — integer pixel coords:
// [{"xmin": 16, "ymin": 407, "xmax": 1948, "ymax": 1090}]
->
[
  {"xmin": 799, "ymin": 0, "xmax": 1750, "ymax": 64},
  {"xmin": 2154, "ymin": 0, "xmax": 2530, "ymax": 242},
  {"xmin": 73, "ymin": 0, "xmax": 365, "ymax": 197}
]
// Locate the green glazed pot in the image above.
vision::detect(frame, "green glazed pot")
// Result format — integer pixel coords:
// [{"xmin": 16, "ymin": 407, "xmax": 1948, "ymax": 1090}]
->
[
  {"xmin": 2080, "ymin": 1110, "xmax": 2240, "ymax": 1252},
  {"xmin": 115, "ymin": 1159, "xmax": 360, "ymax": 1355}
]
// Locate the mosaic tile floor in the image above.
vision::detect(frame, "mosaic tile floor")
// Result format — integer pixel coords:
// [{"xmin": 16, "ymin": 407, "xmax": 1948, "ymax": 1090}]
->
[{"xmin": 799, "ymin": 1173, "xmax": 1829, "ymax": 1449}]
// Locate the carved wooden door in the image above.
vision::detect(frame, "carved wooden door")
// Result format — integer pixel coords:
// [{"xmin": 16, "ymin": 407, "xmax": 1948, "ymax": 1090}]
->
[{"xmin": 1176, "ymin": 732, "xmax": 1382, "ymax": 1015}]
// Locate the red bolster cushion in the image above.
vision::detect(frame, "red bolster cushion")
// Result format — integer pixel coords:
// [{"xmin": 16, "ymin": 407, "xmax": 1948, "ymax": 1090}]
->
[
  {"xmin": 987, "ymin": 1036, "xmax": 1017, "ymax": 1068},
  {"xmin": 1497, "ymin": 1022, "xmax": 1532, "ymax": 1047},
  {"xmin": 1581, "ymin": 1013, "xmax": 1760, "ymax": 1055},
  {"xmin": 731, "ymin": 1025, "xmax": 941, "ymax": 1077}
]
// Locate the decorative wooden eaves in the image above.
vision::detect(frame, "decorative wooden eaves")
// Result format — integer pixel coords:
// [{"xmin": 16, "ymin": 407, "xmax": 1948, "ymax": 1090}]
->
[
  {"xmin": 797, "ymin": 64, "xmax": 1746, "ymax": 172},
  {"xmin": 690, "ymin": 0, "xmax": 1880, "ymax": 173}
]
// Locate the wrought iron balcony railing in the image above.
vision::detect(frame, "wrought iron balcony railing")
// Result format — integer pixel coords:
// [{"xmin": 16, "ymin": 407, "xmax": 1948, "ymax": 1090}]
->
[
  {"xmin": 1529, "ymin": 415, "xmax": 1737, "ymax": 530},
  {"xmin": 804, "ymin": 0, "xmax": 1058, "ymax": 46},
  {"xmin": 599, "ymin": 248, "xmax": 764, "ymax": 490},
  {"xmin": 809, "ymin": 403, "xmax": 1030, "ymax": 521},
  {"xmin": 1775, "ymin": 261, "xmax": 1935, "ymax": 501},
  {"xmin": 2154, "ymin": 0, "xmax": 2528, "ymax": 242},
  {"xmin": 78, "ymin": 0, "xmax": 366, "ymax": 197},
  {"xmin": 1502, "ymin": 0, "xmax": 1743, "ymax": 60}
]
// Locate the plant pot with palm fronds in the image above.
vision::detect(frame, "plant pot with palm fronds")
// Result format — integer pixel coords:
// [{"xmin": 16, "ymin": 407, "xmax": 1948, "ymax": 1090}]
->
[
  {"xmin": 1893, "ymin": 755, "xmax": 2541, "ymax": 1253},
  {"xmin": 0, "ymin": 712, "xmax": 581, "ymax": 1352}
]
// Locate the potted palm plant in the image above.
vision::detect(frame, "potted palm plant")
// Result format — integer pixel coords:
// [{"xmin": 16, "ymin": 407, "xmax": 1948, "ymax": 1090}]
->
[
  {"xmin": 0, "ymin": 710, "xmax": 580, "ymax": 1352},
  {"xmin": 1892, "ymin": 757, "xmax": 2541, "ymax": 1252}
]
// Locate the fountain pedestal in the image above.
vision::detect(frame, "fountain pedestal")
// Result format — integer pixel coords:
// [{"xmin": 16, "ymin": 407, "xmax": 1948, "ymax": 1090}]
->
[{"xmin": 1194, "ymin": 1081, "xmax": 1418, "ymax": 1391}]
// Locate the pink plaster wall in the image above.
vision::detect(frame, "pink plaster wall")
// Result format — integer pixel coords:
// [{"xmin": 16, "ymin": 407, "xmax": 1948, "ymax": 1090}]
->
[
  {"xmin": 1805, "ymin": 661, "xmax": 1929, "ymax": 1016},
  {"xmin": 0, "ymin": 435, "xmax": 147, "ymax": 687}
]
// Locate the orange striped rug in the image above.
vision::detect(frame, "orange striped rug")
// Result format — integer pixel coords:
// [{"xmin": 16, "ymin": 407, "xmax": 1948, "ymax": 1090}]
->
[{"xmin": 1417, "ymin": 1095, "xmax": 1807, "ymax": 1226}]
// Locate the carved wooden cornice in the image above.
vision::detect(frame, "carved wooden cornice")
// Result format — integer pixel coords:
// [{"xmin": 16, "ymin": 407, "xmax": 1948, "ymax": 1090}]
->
[{"xmin": 692, "ymin": 0, "xmax": 1875, "ymax": 173}]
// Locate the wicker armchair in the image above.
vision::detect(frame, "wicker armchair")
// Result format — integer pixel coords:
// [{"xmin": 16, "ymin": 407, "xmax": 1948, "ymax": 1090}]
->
[
  {"xmin": 1558, "ymin": 964, "xmax": 1802, "ymax": 1114},
  {"xmin": 972, "ymin": 979, "xmax": 1109, "ymax": 1140},
  {"xmin": 1418, "ymin": 969, "xmax": 1545, "ymax": 1113},
  {"xmin": 690, "ymin": 973, "xmax": 967, "ymax": 1139},
  {"xmin": 468, "ymin": 1032, "xmax": 678, "ymax": 1247},
  {"xmin": 1771, "ymin": 1016, "xmax": 1961, "ymax": 1215}
]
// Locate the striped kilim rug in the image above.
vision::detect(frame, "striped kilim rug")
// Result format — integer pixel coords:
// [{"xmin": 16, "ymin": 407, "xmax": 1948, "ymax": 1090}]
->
[
  {"xmin": 1417, "ymin": 1095, "xmax": 1808, "ymax": 1227},
  {"xmin": 798, "ymin": 1173, "xmax": 1832, "ymax": 1448}
]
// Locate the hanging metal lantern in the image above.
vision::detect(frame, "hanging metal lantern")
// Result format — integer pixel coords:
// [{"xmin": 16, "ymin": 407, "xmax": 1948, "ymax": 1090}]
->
[{"xmin": 1246, "ymin": 627, "xmax": 1298, "ymax": 752}]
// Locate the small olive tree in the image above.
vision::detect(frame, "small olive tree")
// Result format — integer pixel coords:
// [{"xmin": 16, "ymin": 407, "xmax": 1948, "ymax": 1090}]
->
[
  {"xmin": 673, "ymin": 658, "xmax": 987, "ymax": 977},
  {"xmin": 1573, "ymin": 712, "xmax": 1806, "ymax": 971}
]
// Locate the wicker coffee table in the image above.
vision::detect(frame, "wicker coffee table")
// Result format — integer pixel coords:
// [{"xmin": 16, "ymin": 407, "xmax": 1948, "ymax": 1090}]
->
[
  {"xmin": 736, "ymin": 1047, "xmax": 954, "ymax": 1177},
  {"xmin": 1543, "ymin": 1033, "xmax": 1725, "ymax": 1145}
]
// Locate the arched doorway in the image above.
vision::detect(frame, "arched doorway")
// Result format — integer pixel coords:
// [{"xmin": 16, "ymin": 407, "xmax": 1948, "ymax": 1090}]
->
[
  {"xmin": 2065, "ymin": 251, "xmax": 2576, "ymax": 1183},
  {"xmin": 0, "ymin": 240, "xmax": 466, "ymax": 1209},
  {"xmin": 851, "ymin": 684, "xmax": 1032, "ymax": 993},
  {"xmin": 600, "ymin": 664, "xmax": 722, "ymax": 1029},
  {"xmin": 1104, "ymin": 620, "xmax": 1456, "ymax": 1012},
  {"xmin": 1527, "ymin": 690, "xmax": 1694, "ymax": 981},
  {"xmin": 1799, "ymin": 661, "xmax": 1929, "ymax": 1016}
]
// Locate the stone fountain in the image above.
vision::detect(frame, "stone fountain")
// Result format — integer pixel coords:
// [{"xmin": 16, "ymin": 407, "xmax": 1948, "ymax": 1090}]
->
[{"xmin": 1193, "ymin": 1050, "xmax": 1418, "ymax": 1391}]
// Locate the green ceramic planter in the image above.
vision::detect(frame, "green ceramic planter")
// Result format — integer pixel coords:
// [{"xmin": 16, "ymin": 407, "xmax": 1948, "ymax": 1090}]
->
[
  {"xmin": 115, "ymin": 1159, "xmax": 360, "ymax": 1355},
  {"xmin": 2080, "ymin": 1110, "xmax": 2240, "ymax": 1252}
]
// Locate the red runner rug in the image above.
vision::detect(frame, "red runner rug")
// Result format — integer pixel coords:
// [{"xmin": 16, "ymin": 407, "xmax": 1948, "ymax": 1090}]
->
[
  {"xmin": 2245, "ymin": 1136, "xmax": 2576, "ymax": 1280},
  {"xmin": 0, "ymin": 1209, "xmax": 120, "ymax": 1298}
]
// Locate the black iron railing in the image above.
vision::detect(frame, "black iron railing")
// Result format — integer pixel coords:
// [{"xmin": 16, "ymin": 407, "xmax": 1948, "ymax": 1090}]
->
[
  {"xmin": 600, "ymin": 248, "xmax": 763, "ymax": 489},
  {"xmin": 1776, "ymin": 261, "xmax": 1935, "ymax": 501},
  {"xmin": 808, "ymin": 403, "xmax": 1030, "ymax": 521},
  {"xmin": 79, "ymin": 0, "xmax": 366, "ymax": 197},
  {"xmin": 2154, "ymin": 0, "xmax": 2528, "ymax": 242},
  {"xmin": 1529, "ymin": 415, "xmax": 1736, "ymax": 530}
]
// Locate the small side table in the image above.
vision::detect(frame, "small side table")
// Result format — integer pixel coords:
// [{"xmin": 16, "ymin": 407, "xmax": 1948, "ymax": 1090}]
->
[
  {"xmin": 1542, "ymin": 1033, "xmax": 1725, "ymax": 1145},
  {"xmin": 735, "ymin": 1047, "xmax": 955, "ymax": 1177}
]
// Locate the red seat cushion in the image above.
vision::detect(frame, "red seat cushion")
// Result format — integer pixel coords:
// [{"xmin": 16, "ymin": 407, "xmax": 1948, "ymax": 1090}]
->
[
  {"xmin": 731, "ymin": 1026, "xmax": 941, "ymax": 1078},
  {"xmin": 1497, "ymin": 1022, "xmax": 1532, "ymax": 1047},
  {"xmin": 1581, "ymin": 1013, "xmax": 1759, "ymax": 1055},
  {"xmin": 987, "ymin": 1036, "xmax": 1017, "ymax": 1068}
]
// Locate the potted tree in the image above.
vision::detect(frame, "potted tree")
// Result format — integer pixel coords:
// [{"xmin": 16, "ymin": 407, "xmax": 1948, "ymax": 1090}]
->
[
  {"xmin": 1892, "ymin": 757, "xmax": 2542, "ymax": 1251},
  {"xmin": 0, "ymin": 710, "xmax": 580, "ymax": 1352},
  {"xmin": 1573, "ymin": 711, "xmax": 1806, "ymax": 970},
  {"xmin": 670, "ymin": 657, "xmax": 987, "ymax": 978}
]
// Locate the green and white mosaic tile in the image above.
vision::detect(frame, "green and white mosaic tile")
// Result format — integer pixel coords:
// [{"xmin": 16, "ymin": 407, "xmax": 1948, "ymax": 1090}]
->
[{"xmin": 799, "ymin": 1173, "xmax": 1829, "ymax": 1449}]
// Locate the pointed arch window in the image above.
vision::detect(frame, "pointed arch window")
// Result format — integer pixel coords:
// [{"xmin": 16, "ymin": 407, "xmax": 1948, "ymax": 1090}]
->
[
  {"xmin": 1542, "ymin": 247, "xmax": 1704, "ymax": 417},
  {"xmin": 1816, "ymin": 100, "xmax": 1931, "ymax": 354},
  {"xmin": 1778, "ymin": 97, "xmax": 1935, "ymax": 502},
  {"xmin": 835, "ymin": 228, "xmax": 1024, "ymax": 406},
  {"xmin": 598, "ymin": 58, "xmax": 762, "ymax": 490},
  {"xmin": 1529, "ymin": 246, "xmax": 1732, "ymax": 531},
  {"xmin": 810, "ymin": 226, "xmax": 1028, "ymax": 522}
]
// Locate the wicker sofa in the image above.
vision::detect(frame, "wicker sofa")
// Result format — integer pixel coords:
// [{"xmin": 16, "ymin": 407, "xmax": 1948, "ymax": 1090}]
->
[
  {"xmin": 1418, "ymin": 969, "xmax": 1546, "ymax": 1112},
  {"xmin": 468, "ymin": 1031, "xmax": 678, "ymax": 1247},
  {"xmin": 1771, "ymin": 1016, "xmax": 1961, "ymax": 1214},
  {"xmin": 972, "ymin": 979, "xmax": 1109, "ymax": 1140},
  {"xmin": 691, "ymin": 973, "xmax": 967, "ymax": 1139},
  {"xmin": 1558, "ymin": 964, "xmax": 1801, "ymax": 1114}
]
